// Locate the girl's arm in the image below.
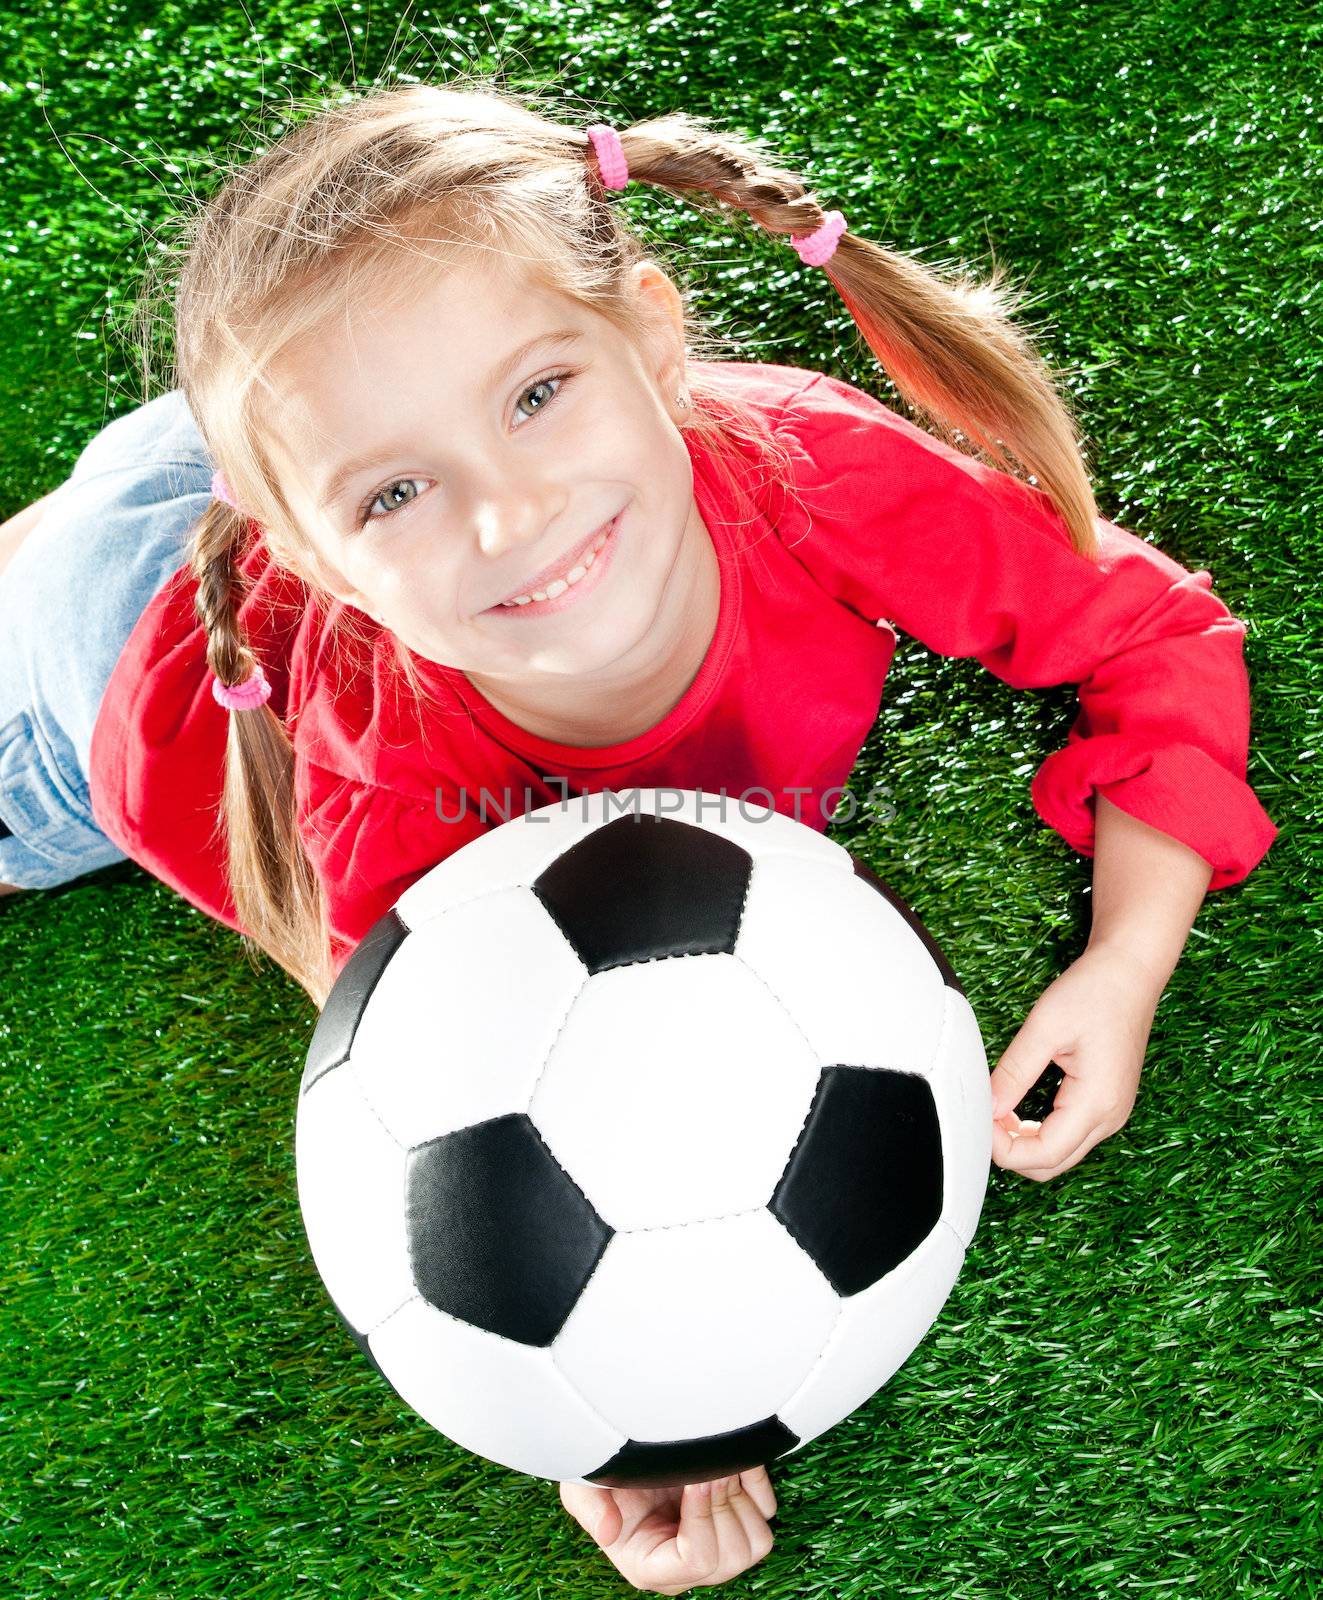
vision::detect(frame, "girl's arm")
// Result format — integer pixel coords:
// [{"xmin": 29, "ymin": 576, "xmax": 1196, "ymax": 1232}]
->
[
  {"xmin": 988, "ymin": 796, "xmax": 1217, "ymax": 1181},
  {"xmin": 769, "ymin": 370, "xmax": 1279, "ymax": 892}
]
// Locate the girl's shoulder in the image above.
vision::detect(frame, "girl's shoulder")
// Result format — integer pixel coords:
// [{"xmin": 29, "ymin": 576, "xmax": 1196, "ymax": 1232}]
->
[
  {"xmin": 89, "ymin": 529, "xmax": 318, "ymax": 851},
  {"xmin": 689, "ymin": 359, "xmax": 955, "ymax": 498},
  {"xmin": 690, "ymin": 357, "xmax": 903, "ymax": 436}
]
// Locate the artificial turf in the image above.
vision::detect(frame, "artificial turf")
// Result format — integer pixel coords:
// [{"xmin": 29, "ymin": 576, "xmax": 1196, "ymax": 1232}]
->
[{"xmin": 1, "ymin": 1, "xmax": 1317, "ymax": 1595}]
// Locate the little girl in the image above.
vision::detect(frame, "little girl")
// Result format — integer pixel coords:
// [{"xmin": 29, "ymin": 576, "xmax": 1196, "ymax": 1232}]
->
[{"xmin": 0, "ymin": 80, "xmax": 1278, "ymax": 1591}]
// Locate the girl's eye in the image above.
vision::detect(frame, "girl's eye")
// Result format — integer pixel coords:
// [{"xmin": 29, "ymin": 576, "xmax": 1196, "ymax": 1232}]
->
[
  {"xmin": 355, "ymin": 370, "xmax": 577, "ymax": 527},
  {"xmin": 513, "ymin": 370, "xmax": 573, "ymax": 424},
  {"xmin": 358, "ymin": 476, "xmax": 427, "ymax": 525}
]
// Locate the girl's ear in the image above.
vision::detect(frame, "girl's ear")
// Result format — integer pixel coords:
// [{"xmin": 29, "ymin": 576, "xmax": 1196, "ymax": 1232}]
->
[{"xmin": 629, "ymin": 258, "xmax": 689, "ymax": 403}]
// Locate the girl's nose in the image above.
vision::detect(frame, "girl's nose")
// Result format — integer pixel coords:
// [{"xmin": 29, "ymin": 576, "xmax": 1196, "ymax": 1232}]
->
[{"xmin": 474, "ymin": 508, "xmax": 559, "ymax": 563}]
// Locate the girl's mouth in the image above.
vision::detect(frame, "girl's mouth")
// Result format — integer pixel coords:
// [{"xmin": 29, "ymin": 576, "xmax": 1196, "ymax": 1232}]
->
[{"xmin": 484, "ymin": 509, "xmax": 623, "ymax": 618}]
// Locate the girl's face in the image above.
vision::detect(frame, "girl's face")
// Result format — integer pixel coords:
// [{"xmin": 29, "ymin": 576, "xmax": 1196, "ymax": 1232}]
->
[{"xmin": 266, "ymin": 256, "xmax": 701, "ymax": 691}]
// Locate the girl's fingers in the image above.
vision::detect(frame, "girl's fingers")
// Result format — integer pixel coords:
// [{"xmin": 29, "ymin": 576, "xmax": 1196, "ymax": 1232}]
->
[
  {"xmin": 740, "ymin": 1464, "xmax": 776, "ymax": 1520},
  {"xmin": 725, "ymin": 1471, "xmax": 777, "ymax": 1555},
  {"xmin": 708, "ymin": 1474, "xmax": 756, "ymax": 1563},
  {"xmin": 675, "ymin": 1479, "xmax": 720, "ymax": 1571},
  {"xmin": 559, "ymin": 1481, "xmax": 616, "ymax": 1546}
]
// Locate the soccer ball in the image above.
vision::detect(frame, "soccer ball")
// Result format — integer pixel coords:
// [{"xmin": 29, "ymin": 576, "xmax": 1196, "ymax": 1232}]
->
[{"xmin": 295, "ymin": 788, "xmax": 992, "ymax": 1488}]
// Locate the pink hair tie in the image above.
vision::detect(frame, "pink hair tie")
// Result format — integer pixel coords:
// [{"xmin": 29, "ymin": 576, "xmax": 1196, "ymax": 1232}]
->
[
  {"xmin": 211, "ymin": 663, "xmax": 272, "ymax": 712},
  {"xmin": 211, "ymin": 468, "xmax": 238, "ymax": 509},
  {"xmin": 586, "ymin": 123, "xmax": 628, "ymax": 190},
  {"xmin": 790, "ymin": 208, "xmax": 847, "ymax": 267}
]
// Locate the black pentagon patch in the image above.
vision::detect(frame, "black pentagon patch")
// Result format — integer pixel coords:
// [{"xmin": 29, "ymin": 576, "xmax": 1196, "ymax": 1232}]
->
[
  {"xmin": 406, "ymin": 1113, "xmax": 612, "ymax": 1346},
  {"xmin": 850, "ymin": 855, "xmax": 965, "ymax": 997},
  {"xmin": 770, "ymin": 1065, "xmax": 943, "ymax": 1297},
  {"xmin": 302, "ymin": 908, "xmax": 410, "ymax": 1096},
  {"xmin": 345, "ymin": 1322, "xmax": 390, "ymax": 1383},
  {"xmin": 587, "ymin": 1415, "xmax": 801, "ymax": 1489},
  {"xmin": 322, "ymin": 1284, "xmax": 393, "ymax": 1385},
  {"xmin": 531, "ymin": 811, "xmax": 753, "ymax": 973}
]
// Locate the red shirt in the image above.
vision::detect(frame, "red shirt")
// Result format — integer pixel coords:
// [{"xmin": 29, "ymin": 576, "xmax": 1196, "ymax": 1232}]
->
[{"xmin": 88, "ymin": 360, "xmax": 1279, "ymax": 982}]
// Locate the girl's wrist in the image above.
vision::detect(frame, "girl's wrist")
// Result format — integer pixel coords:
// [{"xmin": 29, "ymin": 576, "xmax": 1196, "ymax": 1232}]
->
[{"xmin": 1084, "ymin": 934, "xmax": 1176, "ymax": 1003}]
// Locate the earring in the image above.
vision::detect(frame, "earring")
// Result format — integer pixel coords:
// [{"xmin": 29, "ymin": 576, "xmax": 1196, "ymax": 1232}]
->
[{"xmin": 676, "ymin": 389, "xmax": 689, "ymax": 410}]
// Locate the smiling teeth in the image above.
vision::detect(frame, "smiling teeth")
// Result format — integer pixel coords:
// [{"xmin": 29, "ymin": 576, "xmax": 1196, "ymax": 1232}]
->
[{"xmin": 499, "ymin": 525, "xmax": 611, "ymax": 606}]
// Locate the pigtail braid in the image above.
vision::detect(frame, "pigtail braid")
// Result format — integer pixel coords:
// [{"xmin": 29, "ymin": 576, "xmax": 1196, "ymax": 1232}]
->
[
  {"xmin": 190, "ymin": 503, "xmax": 335, "ymax": 1008},
  {"xmin": 611, "ymin": 113, "xmax": 1101, "ymax": 558}
]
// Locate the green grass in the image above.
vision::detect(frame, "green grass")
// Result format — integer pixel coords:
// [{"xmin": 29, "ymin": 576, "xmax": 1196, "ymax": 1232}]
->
[{"xmin": 1, "ymin": 2, "xmax": 1318, "ymax": 1595}]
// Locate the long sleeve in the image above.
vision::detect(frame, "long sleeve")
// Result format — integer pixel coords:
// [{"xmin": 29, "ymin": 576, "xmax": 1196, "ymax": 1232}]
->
[
  {"xmin": 88, "ymin": 536, "xmax": 308, "ymax": 938},
  {"xmin": 298, "ymin": 765, "xmax": 490, "ymax": 979},
  {"xmin": 771, "ymin": 371, "xmax": 1278, "ymax": 890}
]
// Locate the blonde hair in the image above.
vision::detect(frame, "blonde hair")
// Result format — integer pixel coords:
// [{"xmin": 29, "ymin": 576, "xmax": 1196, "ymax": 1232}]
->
[{"xmin": 128, "ymin": 73, "xmax": 1100, "ymax": 1010}]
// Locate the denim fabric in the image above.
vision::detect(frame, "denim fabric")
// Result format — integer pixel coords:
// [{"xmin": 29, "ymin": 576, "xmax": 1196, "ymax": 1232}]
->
[{"xmin": 0, "ymin": 389, "xmax": 212, "ymax": 887}]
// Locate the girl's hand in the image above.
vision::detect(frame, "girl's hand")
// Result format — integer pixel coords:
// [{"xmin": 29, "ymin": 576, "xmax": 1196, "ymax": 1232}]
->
[
  {"xmin": 559, "ymin": 1466, "xmax": 777, "ymax": 1594},
  {"xmin": 988, "ymin": 942, "xmax": 1166, "ymax": 1183}
]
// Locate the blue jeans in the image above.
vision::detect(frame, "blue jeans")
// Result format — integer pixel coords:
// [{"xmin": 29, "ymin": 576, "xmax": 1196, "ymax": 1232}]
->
[{"xmin": 0, "ymin": 389, "xmax": 213, "ymax": 887}]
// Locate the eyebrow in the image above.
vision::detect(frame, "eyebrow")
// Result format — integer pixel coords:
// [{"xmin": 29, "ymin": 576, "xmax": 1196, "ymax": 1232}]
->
[{"xmin": 318, "ymin": 328, "xmax": 586, "ymax": 510}]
